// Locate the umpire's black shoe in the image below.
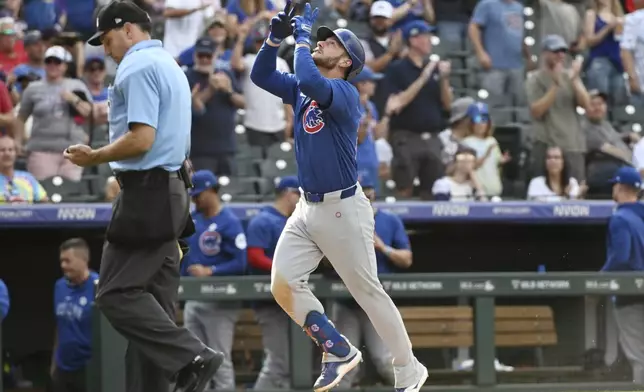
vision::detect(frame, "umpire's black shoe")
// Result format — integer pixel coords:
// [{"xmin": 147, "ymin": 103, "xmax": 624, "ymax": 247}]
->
[{"xmin": 173, "ymin": 348, "xmax": 224, "ymax": 392}]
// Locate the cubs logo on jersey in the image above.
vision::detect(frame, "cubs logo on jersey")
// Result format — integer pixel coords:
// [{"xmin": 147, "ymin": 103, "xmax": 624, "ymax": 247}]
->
[
  {"xmin": 303, "ymin": 101, "xmax": 325, "ymax": 134},
  {"xmin": 199, "ymin": 230, "xmax": 222, "ymax": 256}
]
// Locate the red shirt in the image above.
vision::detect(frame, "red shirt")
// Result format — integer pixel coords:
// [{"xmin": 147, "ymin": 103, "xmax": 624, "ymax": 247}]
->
[
  {"xmin": 627, "ymin": 0, "xmax": 634, "ymax": 12},
  {"xmin": 0, "ymin": 80, "xmax": 13, "ymax": 135},
  {"xmin": 0, "ymin": 40, "xmax": 27, "ymax": 74}
]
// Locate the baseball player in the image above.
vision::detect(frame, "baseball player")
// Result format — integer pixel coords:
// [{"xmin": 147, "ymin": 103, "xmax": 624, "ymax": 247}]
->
[
  {"xmin": 332, "ymin": 176, "xmax": 413, "ymax": 388},
  {"xmin": 0, "ymin": 278, "xmax": 9, "ymax": 321},
  {"xmin": 246, "ymin": 176, "xmax": 301, "ymax": 389},
  {"xmin": 181, "ymin": 170, "xmax": 248, "ymax": 390},
  {"xmin": 249, "ymin": 2, "xmax": 428, "ymax": 391}
]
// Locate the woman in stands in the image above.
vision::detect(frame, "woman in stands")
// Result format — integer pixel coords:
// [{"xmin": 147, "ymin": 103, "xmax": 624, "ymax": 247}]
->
[
  {"xmin": 584, "ymin": 0, "xmax": 626, "ymax": 104},
  {"xmin": 527, "ymin": 146, "xmax": 587, "ymax": 201},
  {"xmin": 432, "ymin": 148, "xmax": 487, "ymax": 201}
]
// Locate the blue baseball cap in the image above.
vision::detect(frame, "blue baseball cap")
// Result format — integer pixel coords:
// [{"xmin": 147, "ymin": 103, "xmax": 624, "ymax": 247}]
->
[
  {"xmin": 276, "ymin": 176, "xmax": 299, "ymax": 192},
  {"xmin": 609, "ymin": 166, "xmax": 642, "ymax": 188},
  {"xmin": 351, "ymin": 66, "xmax": 383, "ymax": 84},
  {"xmin": 195, "ymin": 36, "xmax": 216, "ymax": 54},
  {"xmin": 190, "ymin": 170, "xmax": 218, "ymax": 196},
  {"xmin": 402, "ymin": 21, "xmax": 436, "ymax": 41},
  {"xmin": 467, "ymin": 102, "xmax": 490, "ymax": 124}
]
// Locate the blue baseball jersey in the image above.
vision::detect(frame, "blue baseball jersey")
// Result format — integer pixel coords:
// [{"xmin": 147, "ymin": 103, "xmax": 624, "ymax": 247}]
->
[
  {"xmin": 0, "ymin": 278, "xmax": 9, "ymax": 321},
  {"xmin": 250, "ymin": 44, "xmax": 362, "ymax": 194},
  {"xmin": 246, "ymin": 206, "xmax": 288, "ymax": 275},
  {"xmin": 374, "ymin": 210, "xmax": 410, "ymax": 273},
  {"xmin": 54, "ymin": 271, "xmax": 99, "ymax": 371},
  {"xmin": 182, "ymin": 207, "xmax": 247, "ymax": 276}
]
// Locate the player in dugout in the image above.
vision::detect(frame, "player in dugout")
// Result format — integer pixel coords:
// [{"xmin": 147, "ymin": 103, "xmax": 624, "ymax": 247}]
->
[
  {"xmin": 0, "ymin": 278, "xmax": 9, "ymax": 321},
  {"xmin": 246, "ymin": 175, "xmax": 301, "ymax": 390},
  {"xmin": 602, "ymin": 166, "xmax": 644, "ymax": 385},
  {"xmin": 181, "ymin": 169, "xmax": 248, "ymax": 391},
  {"xmin": 331, "ymin": 175, "xmax": 413, "ymax": 389},
  {"xmin": 50, "ymin": 238, "xmax": 99, "ymax": 392}
]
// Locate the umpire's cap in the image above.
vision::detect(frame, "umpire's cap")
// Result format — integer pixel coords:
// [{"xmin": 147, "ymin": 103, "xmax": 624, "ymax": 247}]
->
[
  {"xmin": 316, "ymin": 27, "xmax": 365, "ymax": 80},
  {"xmin": 87, "ymin": 1, "xmax": 151, "ymax": 46}
]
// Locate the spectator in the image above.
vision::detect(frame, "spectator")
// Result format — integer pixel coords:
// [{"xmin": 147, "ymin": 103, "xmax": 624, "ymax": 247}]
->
[
  {"xmin": 177, "ymin": 16, "xmax": 233, "ymax": 70},
  {"xmin": 245, "ymin": 176, "xmax": 300, "ymax": 390},
  {"xmin": 469, "ymin": 0, "xmax": 532, "ymax": 107},
  {"xmin": 0, "ymin": 18, "xmax": 27, "ymax": 74},
  {"xmin": 462, "ymin": 102, "xmax": 511, "ymax": 197},
  {"xmin": 621, "ymin": 0, "xmax": 644, "ymax": 106},
  {"xmin": 601, "ymin": 166, "xmax": 644, "ymax": 385},
  {"xmin": 0, "ymin": 278, "xmax": 9, "ymax": 321},
  {"xmin": 432, "ymin": 148, "xmax": 485, "ymax": 201},
  {"xmin": 584, "ymin": 0, "xmax": 626, "ymax": 105},
  {"xmin": 83, "ymin": 56, "xmax": 109, "ymax": 129},
  {"xmin": 187, "ymin": 36, "xmax": 245, "ymax": 176},
  {"xmin": 3, "ymin": 0, "xmax": 28, "ymax": 34},
  {"xmin": 15, "ymin": 45, "xmax": 92, "ymax": 182},
  {"xmin": 439, "ymin": 96, "xmax": 475, "ymax": 167},
  {"xmin": 10, "ymin": 30, "xmax": 45, "ymax": 100},
  {"xmin": 388, "ymin": 0, "xmax": 434, "ymax": 29},
  {"xmin": 21, "ymin": 0, "xmax": 60, "ymax": 32},
  {"xmin": 352, "ymin": 66, "xmax": 392, "ymax": 191},
  {"xmin": 104, "ymin": 176, "xmax": 119, "ymax": 202},
  {"xmin": 0, "ymin": 77, "xmax": 14, "ymax": 136},
  {"xmin": 385, "ymin": 20, "xmax": 452, "ymax": 199},
  {"xmin": 232, "ymin": 21, "xmax": 293, "ymax": 150},
  {"xmin": 56, "ymin": 0, "xmax": 98, "ymax": 41},
  {"xmin": 539, "ymin": 0, "xmax": 586, "ymax": 54},
  {"xmin": 332, "ymin": 177, "xmax": 412, "ymax": 389},
  {"xmin": 226, "ymin": 0, "xmax": 275, "ymax": 32},
  {"xmin": 360, "ymin": 1, "xmax": 405, "ymax": 115},
  {"xmin": 526, "ymin": 34, "xmax": 590, "ymax": 182},
  {"xmin": 182, "ymin": 170, "xmax": 247, "ymax": 391},
  {"xmin": 584, "ymin": 90, "xmax": 635, "ymax": 198},
  {"xmin": 0, "ymin": 135, "xmax": 47, "ymax": 203},
  {"xmin": 526, "ymin": 145, "xmax": 584, "ymax": 201},
  {"xmin": 433, "ymin": 0, "xmax": 473, "ymax": 49},
  {"xmin": 162, "ymin": 0, "xmax": 216, "ymax": 58},
  {"xmin": 51, "ymin": 238, "xmax": 97, "ymax": 392}
]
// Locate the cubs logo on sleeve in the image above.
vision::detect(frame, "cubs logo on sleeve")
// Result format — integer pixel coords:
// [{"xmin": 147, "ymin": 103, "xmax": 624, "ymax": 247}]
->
[{"xmin": 303, "ymin": 101, "xmax": 325, "ymax": 134}]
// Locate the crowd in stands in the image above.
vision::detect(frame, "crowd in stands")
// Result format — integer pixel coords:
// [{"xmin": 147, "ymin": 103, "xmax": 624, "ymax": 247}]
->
[{"xmin": 0, "ymin": 0, "xmax": 643, "ymax": 204}]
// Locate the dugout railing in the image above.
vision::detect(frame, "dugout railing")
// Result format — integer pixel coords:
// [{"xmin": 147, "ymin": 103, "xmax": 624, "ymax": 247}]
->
[{"xmin": 5, "ymin": 272, "xmax": 644, "ymax": 392}]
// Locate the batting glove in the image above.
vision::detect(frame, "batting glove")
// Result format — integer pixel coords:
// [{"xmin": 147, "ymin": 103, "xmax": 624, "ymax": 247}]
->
[
  {"xmin": 269, "ymin": 0, "xmax": 295, "ymax": 45},
  {"xmin": 290, "ymin": 3, "xmax": 319, "ymax": 46}
]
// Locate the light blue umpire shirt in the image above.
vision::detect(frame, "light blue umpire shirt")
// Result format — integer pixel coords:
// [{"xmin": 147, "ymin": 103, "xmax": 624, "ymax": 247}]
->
[{"xmin": 108, "ymin": 39, "xmax": 191, "ymax": 172}]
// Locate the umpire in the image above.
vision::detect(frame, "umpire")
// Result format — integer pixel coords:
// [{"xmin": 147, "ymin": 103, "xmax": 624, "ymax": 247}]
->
[
  {"xmin": 63, "ymin": 2, "xmax": 223, "ymax": 392},
  {"xmin": 601, "ymin": 166, "xmax": 644, "ymax": 384}
]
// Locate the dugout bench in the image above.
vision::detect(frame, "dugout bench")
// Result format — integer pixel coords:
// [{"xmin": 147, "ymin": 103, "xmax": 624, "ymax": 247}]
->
[{"xmin": 81, "ymin": 272, "xmax": 644, "ymax": 392}]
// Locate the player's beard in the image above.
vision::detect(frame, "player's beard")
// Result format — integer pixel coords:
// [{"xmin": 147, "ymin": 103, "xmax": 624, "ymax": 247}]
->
[{"xmin": 313, "ymin": 54, "xmax": 344, "ymax": 71}]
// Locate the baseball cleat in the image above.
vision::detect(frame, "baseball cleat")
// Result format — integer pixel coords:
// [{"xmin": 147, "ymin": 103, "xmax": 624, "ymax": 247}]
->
[
  {"xmin": 395, "ymin": 363, "xmax": 428, "ymax": 392},
  {"xmin": 313, "ymin": 350, "xmax": 363, "ymax": 392},
  {"xmin": 173, "ymin": 348, "xmax": 224, "ymax": 392}
]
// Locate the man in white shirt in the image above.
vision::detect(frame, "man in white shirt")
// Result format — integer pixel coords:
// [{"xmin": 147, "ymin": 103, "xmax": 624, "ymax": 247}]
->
[
  {"xmin": 163, "ymin": 0, "xmax": 217, "ymax": 58},
  {"xmin": 621, "ymin": 0, "xmax": 644, "ymax": 106},
  {"xmin": 230, "ymin": 21, "xmax": 293, "ymax": 150}
]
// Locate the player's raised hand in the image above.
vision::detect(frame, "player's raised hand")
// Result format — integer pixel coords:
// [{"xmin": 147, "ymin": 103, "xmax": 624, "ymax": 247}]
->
[
  {"xmin": 268, "ymin": 0, "xmax": 295, "ymax": 44},
  {"xmin": 290, "ymin": 3, "xmax": 319, "ymax": 45}
]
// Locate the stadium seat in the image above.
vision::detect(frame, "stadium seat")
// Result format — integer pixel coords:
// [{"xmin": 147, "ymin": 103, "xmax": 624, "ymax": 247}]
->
[
  {"xmin": 236, "ymin": 158, "xmax": 259, "ymax": 178},
  {"xmin": 266, "ymin": 142, "xmax": 295, "ymax": 161},
  {"xmin": 611, "ymin": 105, "xmax": 644, "ymax": 125},
  {"xmin": 259, "ymin": 158, "xmax": 297, "ymax": 179},
  {"xmin": 217, "ymin": 176, "xmax": 261, "ymax": 203},
  {"xmin": 40, "ymin": 176, "xmax": 86, "ymax": 203},
  {"xmin": 378, "ymin": 179, "xmax": 397, "ymax": 201},
  {"xmin": 489, "ymin": 108, "xmax": 513, "ymax": 125},
  {"xmin": 236, "ymin": 144, "xmax": 263, "ymax": 161}
]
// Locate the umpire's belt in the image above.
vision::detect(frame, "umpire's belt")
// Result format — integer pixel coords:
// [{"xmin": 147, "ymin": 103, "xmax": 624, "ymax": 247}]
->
[
  {"xmin": 303, "ymin": 184, "xmax": 357, "ymax": 203},
  {"xmin": 114, "ymin": 168, "xmax": 180, "ymax": 189}
]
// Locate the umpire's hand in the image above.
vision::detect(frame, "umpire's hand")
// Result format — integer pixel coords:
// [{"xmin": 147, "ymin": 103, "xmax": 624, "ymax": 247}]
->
[{"xmin": 64, "ymin": 144, "xmax": 99, "ymax": 167}]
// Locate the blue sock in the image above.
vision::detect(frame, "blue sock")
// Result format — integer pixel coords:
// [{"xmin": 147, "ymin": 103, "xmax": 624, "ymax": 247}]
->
[{"xmin": 304, "ymin": 311, "xmax": 351, "ymax": 358}]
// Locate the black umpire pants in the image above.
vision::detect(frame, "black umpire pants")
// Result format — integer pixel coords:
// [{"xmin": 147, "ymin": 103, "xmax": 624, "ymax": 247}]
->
[
  {"xmin": 95, "ymin": 172, "xmax": 205, "ymax": 392},
  {"xmin": 51, "ymin": 367, "xmax": 86, "ymax": 392}
]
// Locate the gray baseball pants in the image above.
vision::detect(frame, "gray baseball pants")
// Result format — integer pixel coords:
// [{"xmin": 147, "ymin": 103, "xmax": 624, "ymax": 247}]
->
[
  {"xmin": 615, "ymin": 303, "xmax": 644, "ymax": 384},
  {"xmin": 269, "ymin": 183, "xmax": 418, "ymax": 387},
  {"xmin": 253, "ymin": 304, "xmax": 291, "ymax": 389},
  {"xmin": 183, "ymin": 301, "xmax": 240, "ymax": 389}
]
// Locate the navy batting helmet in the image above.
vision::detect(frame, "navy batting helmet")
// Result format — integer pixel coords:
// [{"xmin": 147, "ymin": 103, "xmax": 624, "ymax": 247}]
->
[{"xmin": 316, "ymin": 26, "xmax": 365, "ymax": 80}]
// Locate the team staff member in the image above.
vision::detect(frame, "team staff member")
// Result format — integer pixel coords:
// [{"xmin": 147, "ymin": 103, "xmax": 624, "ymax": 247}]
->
[
  {"xmin": 602, "ymin": 166, "xmax": 644, "ymax": 385},
  {"xmin": 246, "ymin": 176, "xmax": 300, "ymax": 390},
  {"xmin": 63, "ymin": 2, "xmax": 222, "ymax": 392},
  {"xmin": 50, "ymin": 238, "xmax": 98, "ymax": 392},
  {"xmin": 182, "ymin": 170, "xmax": 248, "ymax": 391},
  {"xmin": 0, "ymin": 278, "xmax": 9, "ymax": 321},
  {"xmin": 332, "ymin": 176, "xmax": 413, "ymax": 389}
]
